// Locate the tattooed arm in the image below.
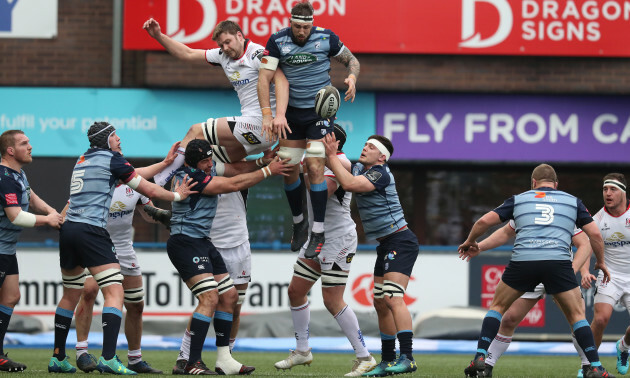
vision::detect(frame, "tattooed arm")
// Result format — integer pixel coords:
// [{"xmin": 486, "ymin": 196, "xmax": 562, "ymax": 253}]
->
[{"xmin": 333, "ymin": 47, "xmax": 360, "ymax": 103}]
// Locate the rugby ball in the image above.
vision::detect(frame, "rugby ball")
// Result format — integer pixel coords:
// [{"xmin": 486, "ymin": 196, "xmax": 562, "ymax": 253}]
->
[{"xmin": 314, "ymin": 85, "xmax": 340, "ymax": 119}]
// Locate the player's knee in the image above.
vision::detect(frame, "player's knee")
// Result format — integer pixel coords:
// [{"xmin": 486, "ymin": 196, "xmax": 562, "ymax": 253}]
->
[
  {"xmin": 4, "ymin": 289, "xmax": 20, "ymax": 307},
  {"xmin": 124, "ymin": 301, "xmax": 144, "ymax": 316},
  {"xmin": 197, "ymin": 290, "xmax": 218, "ymax": 309},
  {"xmin": 305, "ymin": 141, "xmax": 325, "ymax": 158},
  {"xmin": 82, "ymin": 284, "xmax": 99, "ymax": 303},
  {"xmin": 500, "ymin": 312, "xmax": 520, "ymax": 330},
  {"xmin": 322, "ymin": 296, "xmax": 340, "ymax": 315},
  {"xmin": 188, "ymin": 123, "xmax": 204, "ymax": 139}
]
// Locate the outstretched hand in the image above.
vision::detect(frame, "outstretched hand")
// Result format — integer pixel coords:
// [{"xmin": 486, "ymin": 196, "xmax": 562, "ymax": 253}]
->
[
  {"xmin": 267, "ymin": 156, "xmax": 292, "ymax": 177},
  {"xmin": 162, "ymin": 141, "xmax": 181, "ymax": 166},
  {"xmin": 142, "ymin": 18, "xmax": 162, "ymax": 39},
  {"xmin": 344, "ymin": 76, "xmax": 356, "ymax": 103},
  {"xmin": 322, "ymin": 133, "xmax": 339, "ymax": 157},
  {"xmin": 458, "ymin": 241, "xmax": 480, "ymax": 262},
  {"xmin": 173, "ymin": 174, "xmax": 198, "ymax": 201}
]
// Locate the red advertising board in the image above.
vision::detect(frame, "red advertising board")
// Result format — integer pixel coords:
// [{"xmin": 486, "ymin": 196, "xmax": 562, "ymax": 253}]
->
[
  {"xmin": 124, "ymin": 0, "xmax": 630, "ymax": 56},
  {"xmin": 481, "ymin": 265, "xmax": 545, "ymax": 327}
]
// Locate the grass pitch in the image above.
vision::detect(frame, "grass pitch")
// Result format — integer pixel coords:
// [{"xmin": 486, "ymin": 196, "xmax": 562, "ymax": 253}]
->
[{"xmin": 1, "ymin": 348, "xmax": 618, "ymax": 377}]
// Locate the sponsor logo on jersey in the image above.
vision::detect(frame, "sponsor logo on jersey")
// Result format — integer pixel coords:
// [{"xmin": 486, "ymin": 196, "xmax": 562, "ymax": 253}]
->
[
  {"xmin": 285, "ymin": 53, "xmax": 317, "ymax": 66},
  {"xmin": 365, "ymin": 170, "xmax": 382, "ymax": 183},
  {"xmin": 281, "ymin": 46, "xmax": 291, "ymax": 53},
  {"xmin": 346, "ymin": 253, "xmax": 355, "ymax": 264},
  {"xmin": 252, "ymin": 49, "xmax": 264, "ymax": 60},
  {"xmin": 5, "ymin": 193, "xmax": 17, "ymax": 205},
  {"xmin": 534, "ymin": 192, "xmax": 546, "ymax": 198},
  {"xmin": 314, "ymin": 42, "xmax": 320, "ymax": 49},
  {"xmin": 241, "ymin": 132, "xmax": 261, "ymax": 145},
  {"xmin": 626, "ymin": 218, "xmax": 630, "ymax": 228},
  {"xmin": 604, "ymin": 232, "xmax": 630, "ymax": 247},
  {"xmin": 125, "ymin": 187, "xmax": 134, "ymax": 197}
]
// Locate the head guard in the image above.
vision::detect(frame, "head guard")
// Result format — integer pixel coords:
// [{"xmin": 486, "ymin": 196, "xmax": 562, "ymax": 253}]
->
[
  {"xmin": 333, "ymin": 124, "xmax": 347, "ymax": 151},
  {"xmin": 185, "ymin": 139, "xmax": 213, "ymax": 168},
  {"xmin": 87, "ymin": 122, "xmax": 116, "ymax": 150}
]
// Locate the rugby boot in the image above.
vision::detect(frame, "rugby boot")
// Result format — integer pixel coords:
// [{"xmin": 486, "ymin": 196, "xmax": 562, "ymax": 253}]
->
[
  {"xmin": 0, "ymin": 353, "xmax": 26, "ymax": 372},
  {"xmin": 384, "ymin": 354, "xmax": 417, "ymax": 374},
  {"xmin": 76, "ymin": 353, "xmax": 98, "ymax": 373},
  {"xmin": 361, "ymin": 360, "xmax": 394, "ymax": 377},
  {"xmin": 215, "ymin": 356, "xmax": 254, "ymax": 375},
  {"xmin": 274, "ymin": 349, "xmax": 313, "ymax": 370},
  {"xmin": 303, "ymin": 232, "xmax": 325, "ymax": 259},
  {"xmin": 345, "ymin": 355, "xmax": 377, "ymax": 376},
  {"xmin": 578, "ymin": 365, "xmax": 591, "ymax": 378},
  {"xmin": 617, "ymin": 340, "xmax": 629, "ymax": 375},
  {"xmin": 290, "ymin": 219, "xmax": 309, "ymax": 251},
  {"xmin": 96, "ymin": 355, "xmax": 137, "ymax": 375},
  {"xmin": 127, "ymin": 360, "xmax": 163, "ymax": 374},
  {"xmin": 172, "ymin": 359, "xmax": 187, "ymax": 375},
  {"xmin": 48, "ymin": 356, "xmax": 77, "ymax": 373},
  {"xmin": 184, "ymin": 360, "xmax": 218, "ymax": 375},
  {"xmin": 143, "ymin": 205, "xmax": 171, "ymax": 228},
  {"xmin": 483, "ymin": 364, "xmax": 493, "ymax": 377},
  {"xmin": 464, "ymin": 354, "xmax": 486, "ymax": 377},
  {"xmin": 584, "ymin": 365, "xmax": 615, "ymax": 378}
]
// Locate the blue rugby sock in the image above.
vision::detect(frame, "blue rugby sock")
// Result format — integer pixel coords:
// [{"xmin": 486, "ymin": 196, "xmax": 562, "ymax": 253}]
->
[
  {"xmin": 309, "ymin": 181, "xmax": 328, "ymax": 223},
  {"xmin": 476, "ymin": 310, "xmax": 502, "ymax": 358},
  {"xmin": 53, "ymin": 307, "xmax": 74, "ymax": 360},
  {"xmin": 0, "ymin": 305, "xmax": 13, "ymax": 355},
  {"xmin": 102, "ymin": 307, "xmax": 122, "ymax": 360},
  {"xmin": 284, "ymin": 178, "xmax": 305, "ymax": 218},
  {"xmin": 397, "ymin": 330, "xmax": 414, "ymax": 360},
  {"xmin": 213, "ymin": 311, "xmax": 233, "ymax": 348},
  {"xmin": 189, "ymin": 313, "xmax": 212, "ymax": 364},
  {"xmin": 380, "ymin": 332, "xmax": 396, "ymax": 362},
  {"xmin": 573, "ymin": 320, "xmax": 600, "ymax": 366}
]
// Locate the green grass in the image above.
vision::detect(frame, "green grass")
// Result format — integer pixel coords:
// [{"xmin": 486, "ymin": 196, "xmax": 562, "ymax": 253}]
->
[{"xmin": 1, "ymin": 349, "xmax": 619, "ymax": 377}]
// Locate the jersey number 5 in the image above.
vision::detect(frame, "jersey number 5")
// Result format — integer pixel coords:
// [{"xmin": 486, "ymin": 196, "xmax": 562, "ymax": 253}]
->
[
  {"xmin": 534, "ymin": 204, "xmax": 554, "ymax": 225},
  {"xmin": 70, "ymin": 170, "xmax": 85, "ymax": 195}
]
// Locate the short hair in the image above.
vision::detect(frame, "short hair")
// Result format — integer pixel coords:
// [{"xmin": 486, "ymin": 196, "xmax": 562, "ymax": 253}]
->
[
  {"xmin": 291, "ymin": 1, "xmax": 314, "ymax": 17},
  {"xmin": 367, "ymin": 134, "xmax": 394, "ymax": 158},
  {"xmin": 212, "ymin": 20, "xmax": 243, "ymax": 41},
  {"xmin": 603, "ymin": 173, "xmax": 626, "ymax": 187},
  {"xmin": 0, "ymin": 130, "xmax": 25, "ymax": 157},
  {"xmin": 531, "ymin": 163, "xmax": 557, "ymax": 183}
]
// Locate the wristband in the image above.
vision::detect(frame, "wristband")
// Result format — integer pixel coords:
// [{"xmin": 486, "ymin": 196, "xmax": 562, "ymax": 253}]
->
[
  {"xmin": 256, "ymin": 157, "xmax": 265, "ymax": 167},
  {"xmin": 261, "ymin": 166, "xmax": 272, "ymax": 178},
  {"xmin": 173, "ymin": 192, "xmax": 182, "ymax": 202},
  {"xmin": 262, "ymin": 107, "xmax": 273, "ymax": 116}
]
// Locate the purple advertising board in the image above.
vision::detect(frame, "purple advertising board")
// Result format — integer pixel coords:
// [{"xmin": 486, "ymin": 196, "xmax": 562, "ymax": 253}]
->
[{"xmin": 376, "ymin": 93, "xmax": 630, "ymax": 163}]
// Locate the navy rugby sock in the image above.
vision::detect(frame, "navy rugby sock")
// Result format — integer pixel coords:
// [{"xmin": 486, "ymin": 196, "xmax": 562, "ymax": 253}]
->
[
  {"xmin": 101, "ymin": 307, "xmax": 122, "ymax": 360},
  {"xmin": 380, "ymin": 332, "xmax": 396, "ymax": 362},
  {"xmin": 284, "ymin": 178, "xmax": 305, "ymax": 218},
  {"xmin": 397, "ymin": 330, "xmax": 414, "ymax": 360},
  {"xmin": 213, "ymin": 311, "xmax": 233, "ymax": 348},
  {"xmin": 476, "ymin": 310, "xmax": 502, "ymax": 359},
  {"xmin": 309, "ymin": 181, "xmax": 328, "ymax": 224},
  {"xmin": 189, "ymin": 313, "xmax": 212, "ymax": 364},
  {"xmin": 0, "ymin": 305, "xmax": 13, "ymax": 355},
  {"xmin": 573, "ymin": 320, "xmax": 601, "ymax": 366},
  {"xmin": 53, "ymin": 307, "xmax": 74, "ymax": 360}
]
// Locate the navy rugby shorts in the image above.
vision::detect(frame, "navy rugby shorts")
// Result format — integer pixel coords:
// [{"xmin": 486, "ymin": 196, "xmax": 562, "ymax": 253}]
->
[
  {"xmin": 59, "ymin": 221, "xmax": 118, "ymax": 270},
  {"xmin": 286, "ymin": 106, "xmax": 334, "ymax": 141},
  {"xmin": 501, "ymin": 259, "xmax": 578, "ymax": 295},
  {"xmin": 167, "ymin": 234, "xmax": 228, "ymax": 282},
  {"xmin": 374, "ymin": 229, "xmax": 419, "ymax": 277},
  {"xmin": 0, "ymin": 254, "xmax": 19, "ymax": 288}
]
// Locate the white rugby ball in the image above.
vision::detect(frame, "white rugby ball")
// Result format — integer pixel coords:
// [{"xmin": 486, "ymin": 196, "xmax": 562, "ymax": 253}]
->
[{"xmin": 314, "ymin": 85, "xmax": 340, "ymax": 119}]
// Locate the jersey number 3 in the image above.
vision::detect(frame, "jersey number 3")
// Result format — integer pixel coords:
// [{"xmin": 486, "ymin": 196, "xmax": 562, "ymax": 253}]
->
[
  {"xmin": 534, "ymin": 204, "xmax": 554, "ymax": 225},
  {"xmin": 70, "ymin": 170, "xmax": 85, "ymax": 195}
]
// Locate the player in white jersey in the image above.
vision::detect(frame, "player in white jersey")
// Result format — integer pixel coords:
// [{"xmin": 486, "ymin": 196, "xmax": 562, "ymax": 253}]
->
[
  {"xmin": 460, "ymin": 220, "xmax": 591, "ymax": 377},
  {"xmin": 576, "ymin": 173, "xmax": 630, "ymax": 376},
  {"xmin": 70, "ymin": 144, "xmax": 182, "ymax": 374},
  {"xmin": 143, "ymin": 19, "xmax": 289, "ymax": 185},
  {"xmin": 274, "ymin": 125, "xmax": 377, "ymax": 376}
]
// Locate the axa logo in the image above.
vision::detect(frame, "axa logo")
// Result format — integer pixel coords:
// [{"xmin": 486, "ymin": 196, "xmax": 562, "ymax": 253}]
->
[
  {"xmin": 166, "ymin": 0, "xmax": 217, "ymax": 43},
  {"xmin": 460, "ymin": 0, "xmax": 513, "ymax": 49}
]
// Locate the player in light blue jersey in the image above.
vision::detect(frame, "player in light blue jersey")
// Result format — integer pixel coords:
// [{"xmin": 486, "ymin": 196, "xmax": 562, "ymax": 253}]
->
[
  {"xmin": 50, "ymin": 122, "xmax": 196, "ymax": 375},
  {"xmin": 166, "ymin": 139, "xmax": 289, "ymax": 375},
  {"xmin": 0, "ymin": 130, "xmax": 62, "ymax": 372},
  {"xmin": 323, "ymin": 134, "xmax": 419, "ymax": 376},
  {"xmin": 458, "ymin": 164, "xmax": 613, "ymax": 378},
  {"xmin": 258, "ymin": 1, "xmax": 360, "ymax": 258}
]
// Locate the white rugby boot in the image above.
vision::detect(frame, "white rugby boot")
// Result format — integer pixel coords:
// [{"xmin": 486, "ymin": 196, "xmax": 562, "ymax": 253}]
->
[
  {"xmin": 274, "ymin": 349, "xmax": 313, "ymax": 370},
  {"xmin": 344, "ymin": 355, "xmax": 377, "ymax": 376}
]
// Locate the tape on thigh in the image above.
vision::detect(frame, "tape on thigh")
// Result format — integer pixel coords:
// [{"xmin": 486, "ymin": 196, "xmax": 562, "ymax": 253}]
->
[
  {"xmin": 373, "ymin": 282, "xmax": 384, "ymax": 299},
  {"xmin": 190, "ymin": 277, "xmax": 217, "ymax": 298},
  {"xmin": 293, "ymin": 260, "xmax": 320, "ymax": 282},
  {"xmin": 93, "ymin": 268, "xmax": 123, "ymax": 289},
  {"xmin": 278, "ymin": 146, "xmax": 305, "ymax": 165},
  {"xmin": 321, "ymin": 269, "xmax": 349, "ymax": 288},
  {"xmin": 202, "ymin": 118, "xmax": 231, "ymax": 163},
  {"xmin": 217, "ymin": 275, "xmax": 234, "ymax": 296},
  {"xmin": 383, "ymin": 280, "xmax": 405, "ymax": 298},
  {"xmin": 237, "ymin": 289, "xmax": 247, "ymax": 305},
  {"xmin": 62, "ymin": 271, "xmax": 88, "ymax": 289},
  {"xmin": 305, "ymin": 141, "xmax": 325, "ymax": 158},
  {"xmin": 124, "ymin": 286, "xmax": 145, "ymax": 303}
]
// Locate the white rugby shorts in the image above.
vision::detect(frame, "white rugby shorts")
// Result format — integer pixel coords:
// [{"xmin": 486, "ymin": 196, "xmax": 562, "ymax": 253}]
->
[
  {"xmin": 227, "ymin": 115, "xmax": 274, "ymax": 156},
  {"xmin": 117, "ymin": 252, "xmax": 142, "ymax": 277},
  {"xmin": 298, "ymin": 232, "xmax": 358, "ymax": 272},
  {"xmin": 594, "ymin": 270, "xmax": 630, "ymax": 308},
  {"xmin": 216, "ymin": 240, "xmax": 252, "ymax": 285}
]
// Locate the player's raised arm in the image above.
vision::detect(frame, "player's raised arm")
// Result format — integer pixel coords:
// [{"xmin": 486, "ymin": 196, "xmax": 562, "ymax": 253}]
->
[
  {"xmin": 142, "ymin": 18, "xmax": 207, "ymax": 63},
  {"xmin": 333, "ymin": 46, "xmax": 360, "ymax": 103}
]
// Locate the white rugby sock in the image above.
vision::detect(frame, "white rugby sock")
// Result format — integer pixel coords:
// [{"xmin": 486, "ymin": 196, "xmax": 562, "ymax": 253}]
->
[
  {"xmin": 229, "ymin": 338, "xmax": 236, "ymax": 352},
  {"xmin": 312, "ymin": 221, "xmax": 324, "ymax": 233},
  {"xmin": 486, "ymin": 333, "xmax": 512, "ymax": 367},
  {"xmin": 572, "ymin": 333, "xmax": 590, "ymax": 366},
  {"xmin": 334, "ymin": 305, "xmax": 370, "ymax": 358},
  {"xmin": 621, "ymin": 337, "xmax": 630, "ymax": 352},
  {"xmin": 127, "ymin": 349, "xmax": 142, "ymax": 364},
  {"xmin": 293, "ymin": 214, "xmax": 304, "ymax": 224},
  {"xmin": 179, "ymin": 329, "xmax": 191, "ymax": 361},
  {"xmin": 291, "ymin": 302, "xmax": 310, "ymax": 352},
  {"xmin": 76, "ymin": 340, "xmax": 88, "ymax": 358},
  {"xmin": 154, "ymin": 147, "xmax": 185, "ymax": 186}
]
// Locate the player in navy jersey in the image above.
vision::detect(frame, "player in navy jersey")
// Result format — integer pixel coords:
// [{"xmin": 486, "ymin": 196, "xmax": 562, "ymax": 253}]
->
[
  {"xmin": 49, "ymin": 122, "xmax": 196, "ymax": 375},
  {"xmin": 258, "ymin": 1, "xmax": 361, "ymax": 258},
  {"xmin": 458, "ymin": 164, "xmax": 613, "ymax": 378},
  {"xmin": 143, "ymin": 18, "xmax": 289, "ymax": 185},
  {"xmin": 323, "ymin": 134, "xmax": 419, "ymax": 376},
  {"xmin": 0, "ymin": 130, "xmax": 62, "ymax": 372},
  {"xmin": 166, "ymin": 139, "xmax": 289, "ymax": 375}
]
